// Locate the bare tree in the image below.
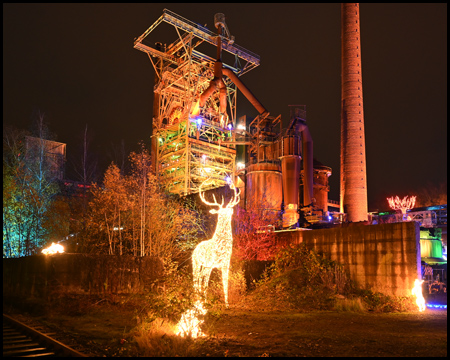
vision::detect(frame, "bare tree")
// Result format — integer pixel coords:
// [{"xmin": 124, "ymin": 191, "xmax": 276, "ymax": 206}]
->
[
  {"xmin": 415, "ymin": 182, "xmax": 447, "ymax": 207},
  {"xmin": 72, "ymin": 124, "xmax": 99, "ymax": 185},
  {"xmin": 107, "ymin": 139, "xmax": 129, "ymax": 175},
  {"xmin": 233, "ymin": 189, "xmax": 281, "ymax": 261},
  {"xmin": 25, "ymin": 111, "xmax": 61, "ymax": 253}
]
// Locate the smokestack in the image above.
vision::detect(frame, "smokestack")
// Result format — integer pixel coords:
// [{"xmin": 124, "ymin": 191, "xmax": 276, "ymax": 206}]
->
[{"xmin": 340, "ymin": 3, "xmax": 368, "ymax": 222}]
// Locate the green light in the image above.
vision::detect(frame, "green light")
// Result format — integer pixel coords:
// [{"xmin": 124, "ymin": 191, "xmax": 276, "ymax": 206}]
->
[{"xmin": 420, "ymin": 239, "xmax": 443, "ymax": 258}]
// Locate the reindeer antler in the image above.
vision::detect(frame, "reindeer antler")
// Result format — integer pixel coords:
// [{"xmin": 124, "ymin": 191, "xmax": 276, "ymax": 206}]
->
[
  {"xmin": 199, "ymin": 179, "xmax": 225, "ymax": 208},
  {"xmin": 226, "ymin": 182, "xmax": 241, "ymax": 208}
]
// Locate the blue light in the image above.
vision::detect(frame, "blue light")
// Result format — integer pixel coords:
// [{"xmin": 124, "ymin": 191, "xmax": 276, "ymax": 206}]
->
[
  {"xmin": 225, "ymin": 176, "xmax": 231, "ymax": 184},
  {"xmin": 196, "ymin": 117, "xmax": 202, "ymax": 127},
  {"xmin": 426, "ymin": 304, "xmax": 447, "ymax": 309},
  {"xmin": 227, "ymin": 123, "xmax": 232, "ymax": 130}
]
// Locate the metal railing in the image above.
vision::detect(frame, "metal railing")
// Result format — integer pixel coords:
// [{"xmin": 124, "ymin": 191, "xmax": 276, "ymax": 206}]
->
[{"xmin": 161, "ymin": 9, "xmax": 260, "ymax": 65}]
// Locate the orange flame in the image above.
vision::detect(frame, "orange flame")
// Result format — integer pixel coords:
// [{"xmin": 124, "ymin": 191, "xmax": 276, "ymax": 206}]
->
[
  {"xmin": 42, "ymin": 242, "xmax": 64, "ymax": 255},
  {"xmin": 175, "ymin": 301, "xmax": 207, "ymax": 338},
  {"xmin": 412, "ymin": 279, "xmax": 426, "ymax": 312}
]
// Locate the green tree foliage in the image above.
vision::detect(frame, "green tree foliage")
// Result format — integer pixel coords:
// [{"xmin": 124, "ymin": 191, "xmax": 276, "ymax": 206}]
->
[
  {"xmin": 84, "ymin": 144, "xmax": 203, "ymax": 260},
  {"xmin": 42, "ymin": 196, "xmax": 71, "ymax": 245},
  {"xmin": 3, "ymin": 116, "xmax": 63, "ymax": 257}
]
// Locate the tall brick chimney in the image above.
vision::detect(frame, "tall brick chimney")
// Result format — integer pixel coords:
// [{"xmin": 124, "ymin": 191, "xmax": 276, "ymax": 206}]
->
[{"xmin": 340, "ymin": 3, "xmax": 368, "ymax": 222}]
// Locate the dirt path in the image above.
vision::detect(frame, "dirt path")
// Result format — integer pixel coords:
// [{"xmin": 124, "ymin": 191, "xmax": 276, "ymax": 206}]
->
[{"xmin": 197, "ymin": 308, "xmax": 447, "ymax": 357}]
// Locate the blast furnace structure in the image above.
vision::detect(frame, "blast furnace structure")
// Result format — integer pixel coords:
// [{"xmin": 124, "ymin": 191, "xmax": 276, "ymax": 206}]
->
[{"xmin": 134, "ymin": 9, "xmax": 335, "ymax": 228}]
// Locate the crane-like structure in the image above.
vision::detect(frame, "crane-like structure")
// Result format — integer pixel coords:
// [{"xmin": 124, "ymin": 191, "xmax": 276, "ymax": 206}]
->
[{"xmin": 134, "ymin": 9, "xmax": 260, "ymax": 195}]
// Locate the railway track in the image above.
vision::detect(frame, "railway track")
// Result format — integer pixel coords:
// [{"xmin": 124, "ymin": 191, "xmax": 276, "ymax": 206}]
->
[{"xmin": 3, "ymin": 314, "xmax": 86, "ymax": 357}]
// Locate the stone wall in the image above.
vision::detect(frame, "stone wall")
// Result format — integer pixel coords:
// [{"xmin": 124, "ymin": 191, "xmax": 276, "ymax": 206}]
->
[
  {"xmin": 3, "ymin": 253, "xmax": 163, "ymax": 299},
  {"xmin": 275, "ymin": 222, "xmax": 421, "ymax": 297}
]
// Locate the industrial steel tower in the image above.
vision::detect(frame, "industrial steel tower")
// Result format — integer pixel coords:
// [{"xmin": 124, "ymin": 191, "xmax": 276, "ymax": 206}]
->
[
  {"xmin": 340, "ymin": 3, "xmax": 368, "ymax": 222},
  {"xmin": 133, "ymin": 10, "xmax": 260, "ymax": 196}
]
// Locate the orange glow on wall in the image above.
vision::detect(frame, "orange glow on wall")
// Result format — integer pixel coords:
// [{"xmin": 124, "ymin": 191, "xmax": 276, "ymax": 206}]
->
[{"xmin": 411, "ymin": 279, "xmax": 426, "ymax": 312}]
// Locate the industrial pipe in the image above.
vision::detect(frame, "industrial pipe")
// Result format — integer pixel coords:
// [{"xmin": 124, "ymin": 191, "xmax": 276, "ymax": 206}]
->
[
  {"xmin": 198, "ymin": 18, "xmax": 228, "ymax": 117},
  {"xmin": 197, "ymin": 13, "xmax": 269, "ymax": 121},
  {"xmin": 222, "ymin": 68, "xmax": 269, "ymax": 117},
  {"xmin": 199, "ymin": 67, "xmax": 269, "ymax": 120},
  {"xmin": 295, "ymin": 122, "xmax": 314, "ymax": 207},
  {"xmin": 198, "ymin": 69, "xmax": 228, "ymax": 114}
]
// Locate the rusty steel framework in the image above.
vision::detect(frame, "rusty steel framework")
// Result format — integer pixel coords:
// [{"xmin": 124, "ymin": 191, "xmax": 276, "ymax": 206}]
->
[{"xmin": 134, "ymin": 9, "xmax": 261, "ymax": 195}]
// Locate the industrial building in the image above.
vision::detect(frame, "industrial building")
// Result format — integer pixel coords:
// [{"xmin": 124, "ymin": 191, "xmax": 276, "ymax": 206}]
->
[
  {"xmin": 134, "ymin": 9, "xmax": 338, "ymax": 229},
  {"xmin": 24, "ymin": 136, "xmax": 66, "ymax": 181}
]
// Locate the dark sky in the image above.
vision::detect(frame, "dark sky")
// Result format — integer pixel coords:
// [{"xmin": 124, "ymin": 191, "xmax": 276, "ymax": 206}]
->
[{"xmin": 3, "ymin": 3, "xmax": 447, "ymax": 211}]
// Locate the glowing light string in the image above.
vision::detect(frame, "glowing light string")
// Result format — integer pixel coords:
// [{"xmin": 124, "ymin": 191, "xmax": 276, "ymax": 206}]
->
[
  {"xmin": 387, "ymin": 195, "xmax": 416, "ymax": 220},
  {"xmin": 176, "ymin": 179, "xmax": 240, "ymax": 337},
  {"xmin": 412, "ymin": 279, "xmax": 426, "ymax": 312},
  {"xmin": 192, "ymin": 178, "xmax": 240, "ymax": 307},
  {"xmin": 387, "ymin": 195, "xmax": 416, "ymax": 214}
]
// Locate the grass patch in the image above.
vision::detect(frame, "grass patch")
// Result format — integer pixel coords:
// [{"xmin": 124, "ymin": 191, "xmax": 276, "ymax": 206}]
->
[
  {"xmin": 132, "ymin": 317, "xmax": 199, "ymax": 357},
  {"xmin": 333, "ymin": 297, "xmax": 366, "ymax": 312},
  {"xmin": 356, "ymin": 289, "xmax": 417, "ymax": 312}
]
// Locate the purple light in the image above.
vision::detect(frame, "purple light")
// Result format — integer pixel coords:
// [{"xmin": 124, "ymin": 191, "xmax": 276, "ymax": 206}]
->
[
  {"xmin": 227, "ymin": 123, "xmax": 232, "ymax": 130},
  {"xmin": 225, "ymin": 176, "xmax": 231, "ymax": 184},
  {"xmin": 196, "ymin": 117, "xmax": 202, "ymax": 127}
]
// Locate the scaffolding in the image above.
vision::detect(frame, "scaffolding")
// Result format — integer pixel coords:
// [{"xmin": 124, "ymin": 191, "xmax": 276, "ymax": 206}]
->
[{"xmin": 134, "ymin": 9, "xmax": 261, "ymax": 195}]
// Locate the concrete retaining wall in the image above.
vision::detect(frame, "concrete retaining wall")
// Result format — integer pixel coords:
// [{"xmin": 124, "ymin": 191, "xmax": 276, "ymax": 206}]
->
[
  {"xmin": 3, "ymin": 223, "xmax": 421, "ymax": 300},
  {"xmin": 275, "ymin": 222, "xmax": 421, "ymax": 296},
  {"xmin": 3, "ymin": 253, "xmax": 163, "ymax": 299}
]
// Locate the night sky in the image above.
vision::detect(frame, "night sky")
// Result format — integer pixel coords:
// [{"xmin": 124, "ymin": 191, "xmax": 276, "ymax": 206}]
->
[{"xmin": 3, "ymin": 3, "xmax": 447, "ymax": 211}]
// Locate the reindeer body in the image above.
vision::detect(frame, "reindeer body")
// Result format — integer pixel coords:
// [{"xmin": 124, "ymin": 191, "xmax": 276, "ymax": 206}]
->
[{"xmin": 192, "ymin": 182, "xmax": 240, "ymax": 306}]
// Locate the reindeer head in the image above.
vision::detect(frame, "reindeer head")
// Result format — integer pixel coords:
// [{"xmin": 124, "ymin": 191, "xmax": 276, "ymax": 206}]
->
[{"xmin": 199, "ymin": 179, "xmax": 240, "ymax": 215}]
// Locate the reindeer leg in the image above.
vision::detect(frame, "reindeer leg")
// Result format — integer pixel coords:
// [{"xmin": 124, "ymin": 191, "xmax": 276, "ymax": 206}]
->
[
  {"xmin": 221, "ymin": 265, "xmax": 230, "ymax": 307},
  {"xmin": 192, "ymin": 257, "xmax": 201, "ymax": 293},
  {"xmin": 203, "ymin": 267, "xmax": 213, "ymax": 296}
]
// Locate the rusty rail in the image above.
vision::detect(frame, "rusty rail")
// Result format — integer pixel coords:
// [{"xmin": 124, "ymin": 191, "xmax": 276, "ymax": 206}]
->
[{"xmin": 3, "ymin": 314, "xmax": 87, "ymax": 357}]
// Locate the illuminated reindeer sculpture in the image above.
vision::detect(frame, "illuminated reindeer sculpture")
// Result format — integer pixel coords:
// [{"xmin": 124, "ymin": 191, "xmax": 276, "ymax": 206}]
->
[{"xmin": 192, "ymin": 179, "xmax": 240, "ymax": 307}]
